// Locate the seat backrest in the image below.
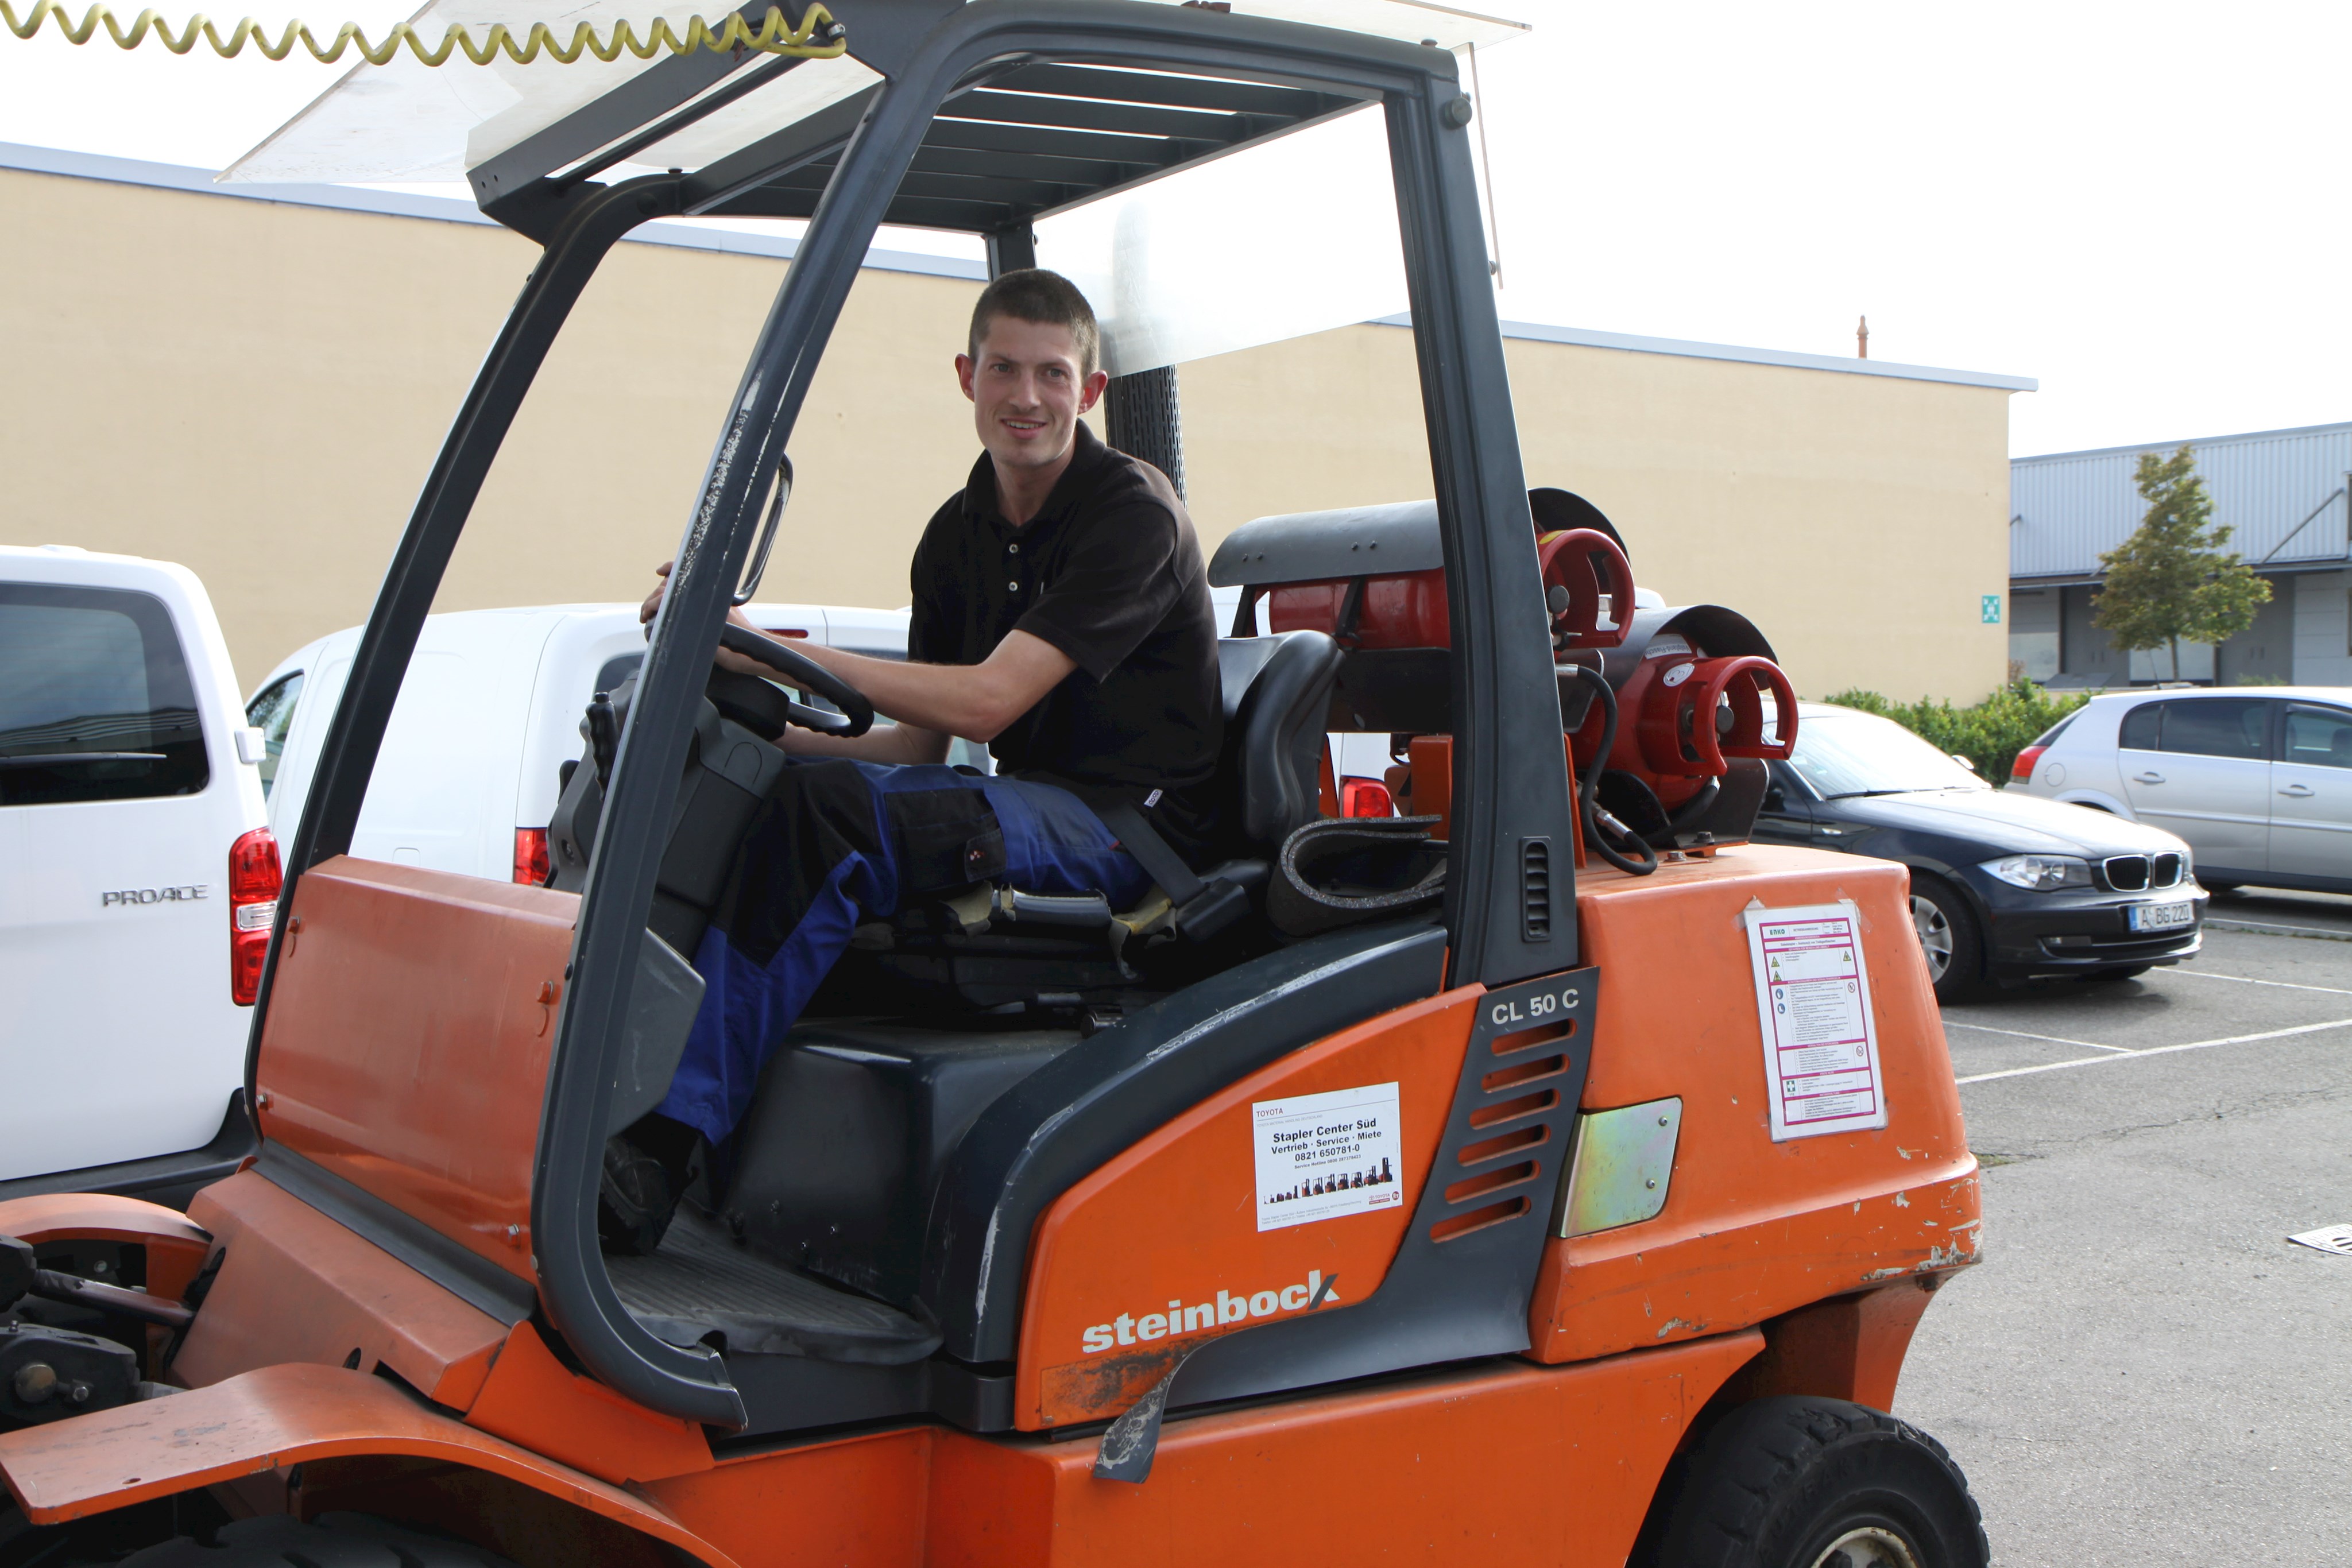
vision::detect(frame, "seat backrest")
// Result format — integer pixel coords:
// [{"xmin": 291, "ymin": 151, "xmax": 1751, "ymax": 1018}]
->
[{"xmin": 1218, "ymin": 630, "xmax": 1343, "ymax": 850}]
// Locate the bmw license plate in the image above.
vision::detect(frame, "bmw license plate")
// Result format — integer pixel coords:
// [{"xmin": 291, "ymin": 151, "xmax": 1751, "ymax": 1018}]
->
[{"xmin": 2130, "ymin": 901, "xmax": 2194, "ymax": 932}]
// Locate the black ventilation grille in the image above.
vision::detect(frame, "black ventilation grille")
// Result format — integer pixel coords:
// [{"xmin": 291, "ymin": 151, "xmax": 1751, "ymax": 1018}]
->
[
  {"xmin": 1522, "ymin": 837, "xmax": 1552, "ymax": 940},
  {"xmin": 1166, "ymin": 967, "xmax": 1596, "ymax": 1412}
]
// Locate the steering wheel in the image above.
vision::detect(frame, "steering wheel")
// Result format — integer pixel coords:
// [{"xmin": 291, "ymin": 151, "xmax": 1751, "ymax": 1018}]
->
[{"xmin": 715, "ymin": 624, "xmax": 875, "ymax": 738}]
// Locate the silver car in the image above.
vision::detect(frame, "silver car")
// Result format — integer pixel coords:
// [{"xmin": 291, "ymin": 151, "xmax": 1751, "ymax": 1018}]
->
[{"xmin": 2011, "ymin": 687, "xmax": 2352, "ymax": 895}]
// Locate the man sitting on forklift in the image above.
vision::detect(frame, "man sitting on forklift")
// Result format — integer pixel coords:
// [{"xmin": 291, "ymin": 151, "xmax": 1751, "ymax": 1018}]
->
[{"xmin": 606, "ymin": 269, "xmax": 1224, "ymax": 1253}]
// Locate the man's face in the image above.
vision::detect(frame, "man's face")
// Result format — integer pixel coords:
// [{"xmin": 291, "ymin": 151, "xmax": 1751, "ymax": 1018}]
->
[{"xmin": 956, "ymin": 316, "xmax": 1109, "ymax": 478}]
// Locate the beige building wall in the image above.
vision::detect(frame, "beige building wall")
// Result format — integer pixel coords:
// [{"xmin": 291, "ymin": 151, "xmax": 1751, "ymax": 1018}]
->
[{"xmin": 2, "ymin": 163, "xmax": 2014, "ymax": 704}]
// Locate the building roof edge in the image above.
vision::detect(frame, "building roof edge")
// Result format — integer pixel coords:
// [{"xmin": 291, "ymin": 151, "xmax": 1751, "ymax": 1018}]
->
[
  {"xmin": 2015, "ymin": 419, "xmax": 2352, "ymax": 466},
  {"xmin": 0, "ymin": 140, "xmax": 985, "ymax": 282},
  {"xmin": 1373, "ymin": 314, "xmax": 2037, "ymax": 392}
]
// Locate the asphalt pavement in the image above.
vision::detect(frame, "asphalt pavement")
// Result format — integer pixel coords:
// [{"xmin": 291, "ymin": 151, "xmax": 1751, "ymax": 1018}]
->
[
  {"xmin": 1894, "ymin": 919, "xmax": 2352, "ymax": 1563},
  {"xmin": 2202, "ymin": 882, "xmax": 2352, "ymax": 943}
]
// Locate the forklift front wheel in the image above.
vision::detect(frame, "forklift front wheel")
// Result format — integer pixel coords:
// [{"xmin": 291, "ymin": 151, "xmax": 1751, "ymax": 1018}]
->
[{"xmin": 1646, "ymin": 1396, "xmax": 1989, "ymax": 1568}]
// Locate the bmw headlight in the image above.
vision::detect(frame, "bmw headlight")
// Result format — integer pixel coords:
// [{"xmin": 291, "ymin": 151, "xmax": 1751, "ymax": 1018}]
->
[{"xmin": 1982, "ymin": 854, "xmax": 2092, "ymax": 891}]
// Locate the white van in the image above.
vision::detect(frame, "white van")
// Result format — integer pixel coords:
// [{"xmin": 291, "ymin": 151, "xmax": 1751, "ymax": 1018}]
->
[
  {"xmin": 0, "ymin": 546, "xmax": 269, "ymax": 1205},
  {"xmin": 250, "ymin": 603, "xmax": 921, "ymax": 884},
  {"xmin": 250, "ymin": 584, "xmax": 1669, "ymax": 885}
]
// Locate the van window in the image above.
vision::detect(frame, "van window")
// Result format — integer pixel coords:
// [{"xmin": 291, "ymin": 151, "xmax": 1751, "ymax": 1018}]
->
[
  {"xmin": 244, "ymin": 673, "xmax": 303, "ymax": 799},
  {"xmin": 593, "ymin": 654, "xmax": 643, "ymax": 695},
  {"xmin": 2282, "ymin": 706, "xmax": 2352, "ymax": 769},
  {"xmin": 2118, "ymin": 702, "xmax": 2164, "ymax": 751},
  {"xmin": 2158, "ymin": 698, "xmax": 2268, "ymax": 760},
  {"xmin": 0, "ymin": 584, "xmax": 208, "ymax": 807}
]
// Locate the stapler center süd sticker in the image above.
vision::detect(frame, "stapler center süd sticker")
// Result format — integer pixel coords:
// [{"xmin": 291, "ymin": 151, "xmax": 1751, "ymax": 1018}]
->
[{"xmin": 1253, "ymin": 1081, "xmax": 1403, "ymax": 1232}]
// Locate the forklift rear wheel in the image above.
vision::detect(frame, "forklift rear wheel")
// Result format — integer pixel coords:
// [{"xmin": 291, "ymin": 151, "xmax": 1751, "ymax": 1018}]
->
[
  {"xmin": 1908, "ymin": 879, "xmax": 1984, "ymax": 1004},
  {"xmin": 1649, "ymin": 1396, "xmax": 1988, "ymax": 1568}
]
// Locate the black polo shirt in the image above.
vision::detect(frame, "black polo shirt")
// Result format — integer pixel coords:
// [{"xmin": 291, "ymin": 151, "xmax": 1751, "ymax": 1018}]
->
[{"xmin": 907, "ymin": 424, "xmax": 1224, "ymax": 862}]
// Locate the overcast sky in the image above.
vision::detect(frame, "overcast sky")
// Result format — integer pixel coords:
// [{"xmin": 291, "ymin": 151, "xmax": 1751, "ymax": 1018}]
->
[{"xmin": 2, "ymin": 0, "xmax": 2345, "ymax": 456}]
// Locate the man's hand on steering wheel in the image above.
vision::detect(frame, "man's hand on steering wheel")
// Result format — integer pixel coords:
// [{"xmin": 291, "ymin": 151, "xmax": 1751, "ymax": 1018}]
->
[
  {"xmin": 640, "ymin": 560, "xmax": 877, "ymax": 737},
  {"xmin": 641, "ymin": 560, "xmax": 771, "ymax": 678}
]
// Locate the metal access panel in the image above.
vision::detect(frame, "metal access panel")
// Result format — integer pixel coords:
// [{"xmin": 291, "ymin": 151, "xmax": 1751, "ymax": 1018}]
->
[{"xmin": 1556, "ymin": 1097, "xmax": 1681, "ymax": 1237}]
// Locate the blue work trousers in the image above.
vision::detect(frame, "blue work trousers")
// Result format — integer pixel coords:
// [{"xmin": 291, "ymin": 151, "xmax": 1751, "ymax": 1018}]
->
[{"xmin": 657, "ymin": 763, "xmax": 1148, "ymax": 1147}]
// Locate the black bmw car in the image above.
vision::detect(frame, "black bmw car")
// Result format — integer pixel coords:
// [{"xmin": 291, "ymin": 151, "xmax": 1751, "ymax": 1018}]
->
[{"xmin": 1753, "ymin": 703, "xmax": 2207, "ymax": 1002}]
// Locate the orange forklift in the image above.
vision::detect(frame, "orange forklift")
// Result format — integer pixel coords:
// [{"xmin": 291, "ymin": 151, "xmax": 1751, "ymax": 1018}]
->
[{"xmin": 0, "ymin": 2, "xmax": 1986, "ymax": 1563}]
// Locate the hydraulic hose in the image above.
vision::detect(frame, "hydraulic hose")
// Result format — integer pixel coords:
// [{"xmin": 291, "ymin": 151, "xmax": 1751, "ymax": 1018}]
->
[
  {"xmin": 1, "ymin": 0, "xmax": 842, "ymax": 65},
  {"xmin": 1565, "ymin": 662, "xmax": 1657, "ymax": 878}
]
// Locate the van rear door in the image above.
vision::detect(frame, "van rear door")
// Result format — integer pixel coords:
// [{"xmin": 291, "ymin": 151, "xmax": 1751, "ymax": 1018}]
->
[{"xmin": 0, "ymin": 570, "xmax": 256, "ymax": 1180}]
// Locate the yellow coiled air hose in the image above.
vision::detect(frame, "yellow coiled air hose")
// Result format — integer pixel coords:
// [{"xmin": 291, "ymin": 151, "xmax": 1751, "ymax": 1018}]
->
[{"xmin": 0, "ymin": 0, "xmax": 842, "ymax": 64}]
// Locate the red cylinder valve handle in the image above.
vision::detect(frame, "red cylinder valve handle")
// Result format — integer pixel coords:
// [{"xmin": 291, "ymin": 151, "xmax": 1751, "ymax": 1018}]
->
[
  {"xmin": 1535, "ymin": 528, "xmax": 1636, "ymax": 651},
  {"xmin": 1633, "ymin": 655, "xmax": 1798, "ymax": 778}
]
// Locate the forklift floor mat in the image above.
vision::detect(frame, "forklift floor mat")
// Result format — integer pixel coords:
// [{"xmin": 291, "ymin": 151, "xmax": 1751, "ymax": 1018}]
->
[{"xmin": 605, "ymin": 1209, "xmax": 939, "ymax": 1364}]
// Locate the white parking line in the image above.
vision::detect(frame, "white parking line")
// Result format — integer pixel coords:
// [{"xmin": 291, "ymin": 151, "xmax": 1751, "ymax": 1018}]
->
[
  {"xmin": 2169, "ymin": 969, "xmax": 2352, "ymax": 998},
  {"xmin": 2206, "ymin": 916, "xmax": 2352, "ymax": 942},
  {"xmin": 1943, "ymin": 1021, "xmax": 2133, "ymax": 1054},
  {"xmin": 1956, "ymin": 1017, "xmax": 2352, "ymax": 1085}
]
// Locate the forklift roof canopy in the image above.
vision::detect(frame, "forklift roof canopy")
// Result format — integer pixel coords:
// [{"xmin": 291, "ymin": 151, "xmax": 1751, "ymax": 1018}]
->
[{"xmin": 227, "ymin": 0, "xmax": 1527, "ymax": 191}]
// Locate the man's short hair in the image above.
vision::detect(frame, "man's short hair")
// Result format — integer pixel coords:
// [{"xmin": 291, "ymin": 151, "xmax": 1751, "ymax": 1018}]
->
[{"xmin": 967, "ymin": 269, "xmax": 1101, "ymax": 378}]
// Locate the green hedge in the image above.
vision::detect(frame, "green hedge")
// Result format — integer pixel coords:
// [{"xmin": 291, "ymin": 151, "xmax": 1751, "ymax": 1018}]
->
[{"xmin": 1817, "ymin": 680, "xmax": 2091, "ymax": 787}]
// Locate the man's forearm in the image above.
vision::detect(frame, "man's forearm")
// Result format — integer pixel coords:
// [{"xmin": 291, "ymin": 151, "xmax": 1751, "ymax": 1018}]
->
[
  {"xmin": 782, "ymin": 719, "xmax": 949, "ymax": 765},
  {"xmin": 779, "ymin": 634, "xmax": 1071, "ymax": 743}
]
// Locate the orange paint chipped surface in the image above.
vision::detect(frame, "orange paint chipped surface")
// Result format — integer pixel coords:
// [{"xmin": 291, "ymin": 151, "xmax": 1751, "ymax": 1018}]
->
[
  {"xmin": 0, "ymin": 1361, "xmax": 732, "ymax": 1567},
  {"xmin": 175, "ymin": 1171, "xmax": 506, "ymax": 1410},
  {"xmin": 1530, "ymin": 845, "xmax": 1980, "ymax": 1364},
  {"xmin": 255, "ymin": 857, "xmax": 576, "ymax": 1282},
  {"xmin": 933, "ymin": 1334, "xmax": 1763, "ymax": 1567},
  {"xmin": 1014, "ymin": 988, "xmax": 1481, "ymax": 1429}
]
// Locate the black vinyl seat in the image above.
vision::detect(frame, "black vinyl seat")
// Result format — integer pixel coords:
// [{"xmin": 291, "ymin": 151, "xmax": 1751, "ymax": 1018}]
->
[
  {"xmin": 837, "ymin": 629, "xmax": 1343, "ymax": 1016},
  {"xmin": 1214, "ymin": 629, "xmax": 1344, "ymax": 861}
]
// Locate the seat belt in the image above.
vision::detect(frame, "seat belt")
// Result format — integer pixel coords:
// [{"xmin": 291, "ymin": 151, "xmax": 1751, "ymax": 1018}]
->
[{"xmin": 1091, "ymin": 799, "xmax": 1248, "ymax": 944}]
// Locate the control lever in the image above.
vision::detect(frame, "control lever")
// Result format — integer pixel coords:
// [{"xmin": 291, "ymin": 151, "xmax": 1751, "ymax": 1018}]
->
[{"xmin": 586, "ymin": 691, "xmax": 618, "ymax": 790}]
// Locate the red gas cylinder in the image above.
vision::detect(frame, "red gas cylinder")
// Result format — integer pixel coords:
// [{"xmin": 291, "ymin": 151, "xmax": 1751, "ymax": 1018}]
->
[
  {"xmin": 1614, "ymin": 653, "xmax": 1798, "ymax": 785},
  {"xmin": 1266, "ymin": 526, "xmax": 1635, "ymax": 652}
]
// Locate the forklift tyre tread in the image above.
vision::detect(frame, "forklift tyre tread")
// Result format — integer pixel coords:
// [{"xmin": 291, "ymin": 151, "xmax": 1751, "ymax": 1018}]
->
[
  {"xmin": 1643, "ymin": 1396, "xmax": 1989, "ymax": 1568},
  {"xmin": 118, "ymin": 1513, "xmax": 520, "ymax": 1568}
]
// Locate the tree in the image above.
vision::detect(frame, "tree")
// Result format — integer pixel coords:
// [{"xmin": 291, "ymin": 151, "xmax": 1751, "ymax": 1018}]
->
[{"xmin": 2091, "ymin": 446, "xmax": 2271, "ymax": 681}]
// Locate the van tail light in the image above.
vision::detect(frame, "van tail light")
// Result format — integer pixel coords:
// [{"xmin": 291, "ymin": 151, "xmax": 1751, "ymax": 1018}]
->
[
  {"xmin": 1340, "ymin": 777, "xmax": 1396, "ymax": 819},
  {"xmin": 2011, "ymin": 744, "xmax": 2048, "ymax": 784},
  {"xmin": 513, "ymin": 827, "xmax": 551, "ymax": 886},
  {"xmin": 229, "ymin": 827, "xmax": 282, "ymax": 1006}
]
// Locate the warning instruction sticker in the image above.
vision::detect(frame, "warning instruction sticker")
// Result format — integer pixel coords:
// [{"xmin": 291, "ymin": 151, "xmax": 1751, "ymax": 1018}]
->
[
  {"xmin": 1253, "ymin": 1082, "xmax": 1404, "ymax": 1232},
  {"xmin": 1744, "ymin": 900, "xmax": 1889, "ymax": 1141}
]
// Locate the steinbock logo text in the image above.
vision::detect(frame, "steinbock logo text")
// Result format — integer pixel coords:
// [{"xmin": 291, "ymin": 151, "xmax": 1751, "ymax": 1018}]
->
[{"xmin": 1080, "ymin": 1269, "xmax": 1339, "ymax": 1354}]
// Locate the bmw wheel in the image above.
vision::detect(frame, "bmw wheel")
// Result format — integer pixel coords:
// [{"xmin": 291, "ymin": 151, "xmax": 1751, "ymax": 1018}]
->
[{"xmin": 1908, "ymin": 877, "xmax": 1984, "ymax": 1004}]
